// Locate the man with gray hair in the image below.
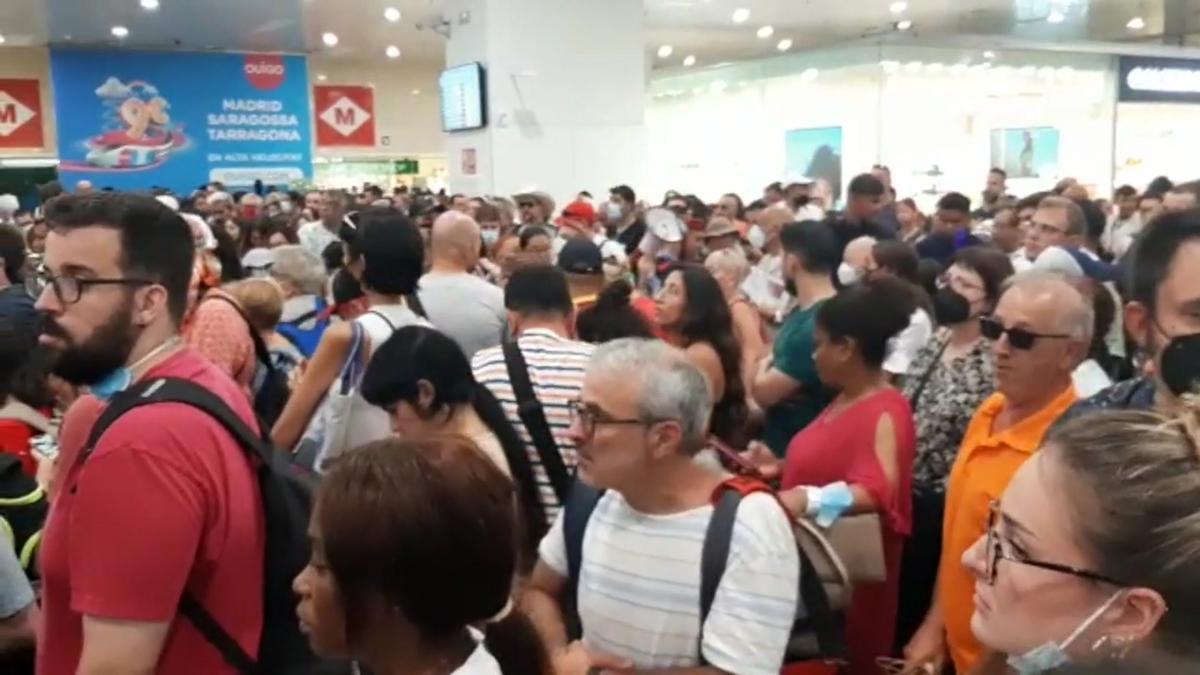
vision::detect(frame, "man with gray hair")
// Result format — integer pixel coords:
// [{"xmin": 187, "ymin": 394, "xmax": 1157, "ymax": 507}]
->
[
  {"xmin": 269, "ymin": 245, "xmax": 330, "ymax": 358},
  {"xmin": 524, "ymin": 338, "xmax": 800, "ymax": 674},
  {"xmin": 905, "ymin": 270, "xmax": 1091, "ymax": 675},
  {"xmin": 1024, "ymin": 195, "xmax": 1086, "ymax": 262}
]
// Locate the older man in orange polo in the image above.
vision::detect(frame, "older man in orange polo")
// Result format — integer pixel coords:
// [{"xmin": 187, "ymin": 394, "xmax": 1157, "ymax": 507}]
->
[{"xmin": 903, "ymin": 271, "xmax": 1092, "ymax": 674}]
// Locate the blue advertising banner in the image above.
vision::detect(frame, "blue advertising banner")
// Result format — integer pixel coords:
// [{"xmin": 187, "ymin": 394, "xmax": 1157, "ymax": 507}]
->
[{"xmin": 50, "ymin": 49, "xmax": 312, "ymax": 192}]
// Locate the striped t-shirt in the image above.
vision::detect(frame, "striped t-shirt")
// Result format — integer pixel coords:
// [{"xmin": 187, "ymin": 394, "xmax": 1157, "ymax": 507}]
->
[
  {"xmin": 540, "ymin": 491, "xmax": 801, "ymax": 674},
  {"xmin": 471, "ymin": 329, "xmax": 595, "ymax": 524}
]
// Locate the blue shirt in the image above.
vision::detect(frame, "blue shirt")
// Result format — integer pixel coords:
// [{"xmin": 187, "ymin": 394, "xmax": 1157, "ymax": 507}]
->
[{"xmin": 1055, "ymin": 376, "xmax": 1157, "ymax": 428}]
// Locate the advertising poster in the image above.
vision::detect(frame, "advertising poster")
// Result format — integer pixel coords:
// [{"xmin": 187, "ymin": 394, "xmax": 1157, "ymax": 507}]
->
[
  {"xmin": 314, "ymin": 85, "xmax": 375, "ymax": 148},
  {"xmin": 784, "ymin": 126, "xmax": 843, "ymax": 206},
  {"xmin": 50, "ymin": 49, "xmax": 312, "ymax": 192},
  {"xmin": 0, "ymin": 79, "xmax": 45, "ymax": 149},
  {"xmin": 989, "ymin": 127, "xmax": 1060, "ymax": 180}
]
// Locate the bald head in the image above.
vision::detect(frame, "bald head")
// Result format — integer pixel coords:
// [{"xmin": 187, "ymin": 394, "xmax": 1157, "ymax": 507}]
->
[
  {"xmin": 75, "ymin": 180, "xmax": 93, "ymax": 194},
  {"xmin": 843, "ymin": 235, "xmax": 877, "ymax": 270},
  {"xmin": 430, "ymin": 211, "xmax": 482, "ymax": 271}
]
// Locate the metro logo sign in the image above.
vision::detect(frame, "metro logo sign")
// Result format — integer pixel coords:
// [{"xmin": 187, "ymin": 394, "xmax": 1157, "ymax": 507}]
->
[
  {"xmin": 313, "ymin": 85, "xmax": 375, "ymax": 147},
  {"xmin": 0, "ymin": 79, "xmax": 44, "ymax": 149}
]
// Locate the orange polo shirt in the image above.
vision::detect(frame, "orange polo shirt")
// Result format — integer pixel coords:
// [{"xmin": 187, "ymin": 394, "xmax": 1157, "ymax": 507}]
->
[{"xmin": 938, "ymin": 385, "xmax": 1077, "ymax": 674}]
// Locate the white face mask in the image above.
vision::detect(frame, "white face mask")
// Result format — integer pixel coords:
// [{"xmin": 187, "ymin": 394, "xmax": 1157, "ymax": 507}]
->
[
  {"xmin": 604, "ymin": 202, "xmax": 623, "ymax": 223},
  {"xmin": 1006, "ymin": 591, "xmax": 1124, "ymax": 675},
  {"xmin": 836, "ymin": 261, "xmax": 863, "ymax": 287},
  {"xmin": 747, "ymin": 224, "xmax": 766, "ymax": 250}
]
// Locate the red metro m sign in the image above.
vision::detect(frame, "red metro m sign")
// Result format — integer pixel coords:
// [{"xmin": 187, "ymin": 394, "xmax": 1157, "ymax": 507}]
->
[{"xmin": 314, "ymin": 85, "xmax": 375, "ymax": 147}]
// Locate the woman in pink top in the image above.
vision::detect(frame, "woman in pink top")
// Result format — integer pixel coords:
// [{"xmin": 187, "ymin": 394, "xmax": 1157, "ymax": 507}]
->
[{"xmin": 745, "ymin": 278, "xmax": 917, "ymax": 675}]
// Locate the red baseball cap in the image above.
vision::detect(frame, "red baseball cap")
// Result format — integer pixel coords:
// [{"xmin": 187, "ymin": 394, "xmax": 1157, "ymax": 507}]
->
[{"xmin": 556, "ymin": 200, "xmax": 597, "ymax": 229}]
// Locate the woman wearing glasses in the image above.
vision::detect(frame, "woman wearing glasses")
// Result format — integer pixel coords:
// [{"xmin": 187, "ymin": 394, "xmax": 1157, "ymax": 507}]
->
[
  {"xmin": 895, "ymin": 247, "xmax": 1015, "ymax": 650},
  {"xmin": 961, "ymin": 408, "xmax": 1200, "ymax": 673}
]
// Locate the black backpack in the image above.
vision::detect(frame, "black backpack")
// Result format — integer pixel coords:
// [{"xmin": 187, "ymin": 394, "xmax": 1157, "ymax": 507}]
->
[
  {"xmin": 82, "ymin": 377, "xmax": 331, "ymax": 675},
  {"xmin": 201, "ymin": 293, "xmax": 290, "ymax": 430},
  {"xmin": 0, "ymin": 453, "xmax": 48, "ymax": 581}
]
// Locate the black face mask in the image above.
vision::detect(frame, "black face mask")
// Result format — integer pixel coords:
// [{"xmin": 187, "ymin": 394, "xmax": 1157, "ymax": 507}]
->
[
  {"xmin": 1160, "ymin": 332, "xmax": 1200, "ymax": 398},
  {"xmin": 933, "ymin": 287, "xmax": 972, "ymax": 325}
]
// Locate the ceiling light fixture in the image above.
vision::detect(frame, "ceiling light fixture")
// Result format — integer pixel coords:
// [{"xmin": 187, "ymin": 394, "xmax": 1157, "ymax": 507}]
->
[
  {"xmin": 385, "ymin": 45, "xmax": 400, "ymax": 58},
  {"xmin": 322, "ymin": 32, "xmax": 338, "ymax": 47},
  {"xmin": 800, "ymin": 67, "xmax": 819, "ymax": 82},
  {"xmin": 1127, "ymin": 16, "xmax": 1146, "ymax": 30},
  {"xmin": 896, "ymin": 19, "xmax": 913, "ymax": 30},
  {"xmin": 111, "ymin": 25, "xmax": 129, "ymax": 38},
  {"xmin": 683, "ymin": 54, "xmax": 697, "ymax": 67},
  {"xmin": 777, "ymin": 38, "xmax": 793, "ymax": 51},
  {"xmin": 756, "ymin": 25, "xmax": 775, "ymax": 39},
  {"xmin": 657, "ymin": 44, "xmax": 674, "ymax": 58},
  {"xmin": 411, "ymin": 89, "xmax": 421, "ymax": 95},
  {"xmin": 0, "ymin": 34, "xmax": 6, "ymax": 45},
  {"xmin": 984, "ymin": 50, "xmax": 996, "ymax": 59},
  {"xmin": 140, "ymin": 0, "xmax": 160, "ymax": 9},
  {"xmin": 384, "ymin": 7, "xmax": 402, "ymax": 22},
  {"xmin": 731, "ymin": 8, "xmax": 751, "ymax": 24},
  {"xmin": 889, "ymin": 1, "xmax": 908, "ymax": 13},
  {"xmin": 316, "ymin": 74, "xmax": 327, "ymax": 81},
  {"xmin": 1047, "ymin": 9, "xmax": 1065, "ymax": 23}
]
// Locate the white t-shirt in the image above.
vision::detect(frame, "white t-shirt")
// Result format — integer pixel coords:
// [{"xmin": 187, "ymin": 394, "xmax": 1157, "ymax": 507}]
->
[
  {"xmin": 298, "ymin": 220, "xmax": 342, "ymax": 262},
  {"xmin": 539, "ymin": 490, "xmax": 800, "ymax": 674},
  {"xmin": 885, "ymin": 309, "xmax": 934, "ymax": 376},
  {"xmin": 451, "ymin": 629, "xmax": 503, "ymax": 675},
  {"xmin": 1073, "ymin": 359, "xmax": 1113, "ymax": 398}
]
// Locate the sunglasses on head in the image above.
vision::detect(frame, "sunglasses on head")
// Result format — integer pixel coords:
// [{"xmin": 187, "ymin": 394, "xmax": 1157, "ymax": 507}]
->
[{"xmin": 979, "ymin": 316, "xmax": 1070, "ymax": 350}]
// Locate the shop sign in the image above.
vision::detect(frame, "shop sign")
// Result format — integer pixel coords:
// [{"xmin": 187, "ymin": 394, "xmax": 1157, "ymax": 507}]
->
[
  {"xmin": 0, "ymin": 79, "xmax": 45, "ymax": 149},
  {"xmin": 1118, "ymin": 56, "xmax": 1200, "ymax": 104}
]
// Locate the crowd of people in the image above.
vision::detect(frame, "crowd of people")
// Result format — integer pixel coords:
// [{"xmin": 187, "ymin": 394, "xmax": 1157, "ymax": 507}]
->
[{"xmin": 0, "ymin": 165, "xmax": 1198, "ymax": 675}]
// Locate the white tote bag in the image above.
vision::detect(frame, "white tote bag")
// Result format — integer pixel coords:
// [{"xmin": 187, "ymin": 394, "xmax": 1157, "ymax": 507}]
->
[{"xmin": 302, "ymin": 321, "xmax": 369, "ymax": 473}]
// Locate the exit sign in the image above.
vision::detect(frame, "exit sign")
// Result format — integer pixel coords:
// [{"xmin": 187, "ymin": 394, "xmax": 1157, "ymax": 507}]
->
[{"xmin": 394, "ymin": 159, "xmax": 419, "ymax": 175}]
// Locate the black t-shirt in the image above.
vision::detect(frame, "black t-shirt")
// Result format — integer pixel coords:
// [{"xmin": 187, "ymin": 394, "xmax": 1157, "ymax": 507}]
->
[
  {"xmin": 616, "ymin": 218, "xmax": 646, "ymax": 255},
  {"xmin": 828, "ymin": 216, "xmax": 895, "ymax": 260}
]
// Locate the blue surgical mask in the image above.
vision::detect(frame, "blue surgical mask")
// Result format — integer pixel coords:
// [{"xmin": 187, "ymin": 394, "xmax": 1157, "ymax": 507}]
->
[
  {"xmin": 1006, "ymin": 591, "xmax": 1123, "ymax": 675},
  {"xmin": 481, "ymin": 229, "xmax": 500, "ymax": 247},
  {"xmin": 604, "ymin": 202, "xmax": 623, "ymax": 223},
  {"xmin": 88, "ymin": 337, "xmax": 181, "ymax": 401},
  {"xmin": 747, "ymin": 224, "xmax": 766, "ymax": 250}
]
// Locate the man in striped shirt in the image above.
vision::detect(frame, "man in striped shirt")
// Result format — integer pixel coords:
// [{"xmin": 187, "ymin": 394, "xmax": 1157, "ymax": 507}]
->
[{"xmin": 471, "ymin": 265, "xmax": 595, "ymax": 526}]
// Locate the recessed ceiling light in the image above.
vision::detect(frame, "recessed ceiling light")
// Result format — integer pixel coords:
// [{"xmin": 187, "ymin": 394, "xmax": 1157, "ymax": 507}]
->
[
  {"xmin": 889, "ymin": 1, "xmax": 908, "ymax": 13},
  {"xmin": 316, "ymin": 74, "xmax": 327, "ymax": 81},
  {"xmin": 683, "ymin": 54, "xmax": 696, "ymax": 67},
  {"xmin": 777, "ymin": 38, "xmax": 793, "ymax": 51},
  {"xmin": 385, "ymin": 45, "xmax": 400, "ymax": 58},
  {"xmin": 0, "ymin": 34, "xmax": 6, "ymax": 45},
  {"xmin": 731, "ymin": 8, "xmax": 751, "ymax": 24},
  {"xmin": 111, "ymin": 25, "xmax": 129, "ymax": 38},
  {"xmin": 756, "ymin": 25, "xmax": 775, "ymax": 39},
  {"xmin": 984, "ymin": 50, "xmax": 996, "ymax": 59},
  {"xmin": 384, "ymin": 7, "xmax": 402, "ymax": 22},
  {"xmin": 896, "ymin": 19, "xmax": 913, "ymax": 30},
  {"xmin": 140, "ymin": 0, "xmax": 160, "ymax": 9},
  {"xmin": 1047, "ymin": 9, "xmax": 1065, "ymax": 23},
  {"xmin": 1127, "ymin": 16, "xmax": 1146, "ymax": 30},
  {"xmin": 322, "ymin": 32, "xmax": 338, "ymax": 47},
  {"xmin": 657, "ymin": 44, "xmax": 674, "ymax": 58},
  {"xmin": 800, "ymin": 68, "xmax": 819, "ymax": 82},
  {"xmin": 411, "ymin": 89, "xmax": 421, "ymax": 95}
]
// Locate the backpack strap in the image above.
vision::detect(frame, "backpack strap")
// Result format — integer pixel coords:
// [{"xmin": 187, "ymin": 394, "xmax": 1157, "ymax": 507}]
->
[
  {"xmin": 699, "ymin": 477, "xmax": 844, "ymax": 665},
  {"xmin": 562, "ymin": 481, "xmax": 604, "ymax": 641},
  {"xmin": 202, "ymin": 293, "xmax": 279, "ymax": 381},
  {"xmin": 502, "ymin": 341, "xmax": 572, "ymax": 503},
  {"xmin": 81, "ymin": 377, "xmax": 269, "ymax": 674}
]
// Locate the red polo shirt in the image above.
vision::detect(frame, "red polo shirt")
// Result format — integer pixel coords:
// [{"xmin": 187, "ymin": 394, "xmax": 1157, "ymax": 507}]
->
[{"xmin": 38, "ymin": 349, "xmax": 264, "ymax": 675}]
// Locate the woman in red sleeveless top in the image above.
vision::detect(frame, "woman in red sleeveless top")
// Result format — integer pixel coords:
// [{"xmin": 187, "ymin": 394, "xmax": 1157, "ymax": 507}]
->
[{"xmin": 745, "ymin": 278, "xmax": 917, "ymax": 674}]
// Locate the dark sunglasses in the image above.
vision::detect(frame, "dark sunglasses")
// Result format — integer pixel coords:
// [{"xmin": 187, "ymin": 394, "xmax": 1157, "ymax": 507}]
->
[
  {"xmin": 979, "ymin": 316, "xmax": 1070, "ymax": 350},
  {"xmin": 518, "ymin": 202, "xmax": 536, "ymax": 209}
]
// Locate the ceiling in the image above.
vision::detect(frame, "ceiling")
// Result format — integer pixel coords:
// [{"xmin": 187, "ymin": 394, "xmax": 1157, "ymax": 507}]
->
[{"xmin": 0, "ymin": 0, "xmax": 1198, "ymax": 70}]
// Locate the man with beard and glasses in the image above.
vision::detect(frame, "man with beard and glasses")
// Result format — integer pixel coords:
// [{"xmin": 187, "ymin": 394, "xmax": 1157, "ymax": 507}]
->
[
  {"xmin": 31, "ymin": 193, "xmax": 265, "ymax": 675},
  {"xmin": 751, "ymin": 220, "xmax": 839, "ymax": 456}
]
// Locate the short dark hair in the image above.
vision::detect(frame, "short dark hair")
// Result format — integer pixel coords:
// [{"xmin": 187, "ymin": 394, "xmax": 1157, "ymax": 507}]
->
[
  {"xmin": 1129, "ymin": 209, "xmax": 1200, "ymax": 312},
  {"xmin": 518, "ymin": 225, "xmax": 553, "ymax": 251},
  {"xmin": 936, "ymin": 192, "xmax": 971, "ymax": 215},
  {"xmin": 989, "ymin": 167, "xmax": 1007, "ymax": 179},
  {"xmin": 780, "ymin": 220, "xmax": 840, "ymax": 274},
  {"xmin": 0, "ymin": 225, "xmax": 26, "ymax": 284},
  {"xmin": 816, "ymin": 277, "xmax": 916, "ymax": 368},
  {"xmin": 364, "ymin": 185, "xmax": 384, "ymax": 200},
  {"xmin": 505, "ymin": 264, "xmax": 573, "ymax": 317},
  {"xmin": 475, "ymin": 203, "xmax": 501, "ymax": 223},
  {"xmin": 43, "ymin": 193, "xmax": 193, "ymax": 324},
  {"xmin": 1075, "ymin": 198, "xmax": 1107, "ymax": 242},
  {"xmin": 1016, "ymin": 191, "xmax": 1051, "ymax": 213},
  {"xmin": 765, "ymin": 182, "xmax": 784, "ymax": 194},
  {"xmin": 349, "ymin": 207, "xmax": 424, "ymax": 295},
  {"xmin": 1115, "ymin": 185, "xmax": 1138, "ymax": 199},
  {"xmin": 746, "ymin": 198, "xmax": 768, "ymax": 212},
  {"xmin": 1146, "ymin": 176, "xmax": 1174, "ymax": 197},
  {"xmin": 848, "ymin": 174, "xmax": 885, "ymax": 199},
  {"xmin": 610, "ymin": 185, "xmax": 636, "ymax": 205},
  {"xmin": 949, "ymin": 245, "xmax": 1016, "ymax": 305},
  {"xmin": 575, "ymin": 279, "xmax": 654, "ymax": 343},
  {"xmin": 871, "ymin": 240, "xmax": 920, "ymax": 285}
]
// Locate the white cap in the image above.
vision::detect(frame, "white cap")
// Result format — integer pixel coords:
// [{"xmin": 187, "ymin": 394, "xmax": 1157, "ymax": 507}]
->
[
  {"xmin": 645, "ymin": 207, "xmax": 684, "ymax": 243},
  {"xmin": 181, "ymin": 213, "xmax": 218, "ymax": 251},
  {"xmin": 1032, "ymin": 246, "xmax": 1083, "ymax": 278},
  {"xmin": 155, "ymin": 195, "xmax": 180, "ymax": 212},
  {"xmin": 0, "ymin": 194, "xmax": 18, "ymax": 215}
]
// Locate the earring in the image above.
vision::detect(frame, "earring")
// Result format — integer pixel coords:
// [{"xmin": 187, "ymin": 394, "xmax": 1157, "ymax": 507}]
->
[{"xmin": 1092, "ymin": 635, "xmax": 1134, "ymax": 660}]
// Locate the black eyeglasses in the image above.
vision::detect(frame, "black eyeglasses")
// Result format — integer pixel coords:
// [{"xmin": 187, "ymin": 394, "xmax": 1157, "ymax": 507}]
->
[
  {"xmin": 26, "ymin": 266, "xmax": 153, "ymax": 305},
  {"xmin": 985, "ymin": 501, "xmax": 1123, "ymax": 587},
  {"xmin": 518, "ymin": 202, "xmax": 536, "ymax": 209},
  {"xmin": 568, "ymin": 400, "xmax": 658, "ymax": 439},
  {"xmin": 979, "ymin": 316, "xmax": 1070, "ymax": 350}
]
